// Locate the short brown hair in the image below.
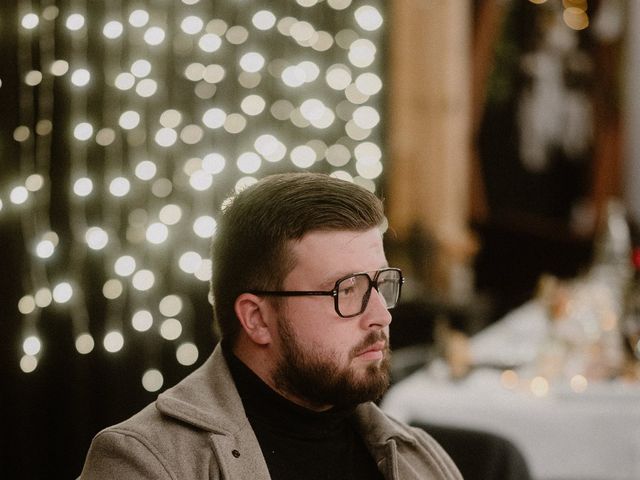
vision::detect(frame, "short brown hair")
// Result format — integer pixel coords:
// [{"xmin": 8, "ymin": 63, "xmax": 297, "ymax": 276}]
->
[{"xmin": 211, "ymin": 172, "xmax": 385, "ymax": 345}]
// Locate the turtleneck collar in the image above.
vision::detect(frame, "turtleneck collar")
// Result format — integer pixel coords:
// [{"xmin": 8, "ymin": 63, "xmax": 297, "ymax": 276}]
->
[{"xmin": 222, "ymin": 341, "xmax": 355, "ymax": 439}]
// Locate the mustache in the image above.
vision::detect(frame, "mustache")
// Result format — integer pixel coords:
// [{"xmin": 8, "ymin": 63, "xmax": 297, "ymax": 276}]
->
[{"xmin": 350, "ymin": 331, "xmax": 389, "ymax": 359}]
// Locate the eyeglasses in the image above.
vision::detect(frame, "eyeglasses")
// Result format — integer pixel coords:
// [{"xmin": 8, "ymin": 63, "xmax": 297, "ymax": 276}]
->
[{"xmin": 248, "ymin": 267, "xmax": 404, "ymax": 318}]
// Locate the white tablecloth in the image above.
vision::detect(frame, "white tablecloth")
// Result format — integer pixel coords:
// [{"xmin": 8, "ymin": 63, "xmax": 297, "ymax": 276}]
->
[{"xmin": 382, "ymin": 301, "xmax": 640, "ymax": 480}]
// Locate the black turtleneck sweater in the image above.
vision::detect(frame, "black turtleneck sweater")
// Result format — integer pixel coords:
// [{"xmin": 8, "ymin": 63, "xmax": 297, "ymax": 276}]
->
[{"xmin": 223, "ymin": 345, "xmax": 385, "ymax": 480}]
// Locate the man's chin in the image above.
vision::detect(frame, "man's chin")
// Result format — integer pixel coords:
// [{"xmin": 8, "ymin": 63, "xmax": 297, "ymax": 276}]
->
[{"xmin": 349, "ymin": 361, "xmax": 390, "ymax": 392}]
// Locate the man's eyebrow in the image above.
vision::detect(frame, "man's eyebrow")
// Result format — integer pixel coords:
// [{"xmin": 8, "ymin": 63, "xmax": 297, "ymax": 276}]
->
[
  {"xmin": 318, "ymin": 275, "xmax": 344, "ymax": 289},
  {"xmin": 316, "ymin": 270, "xmax": 353, "ymax": 289},
  {"xmin": 318, "ymin": 264, "xmax": 389, "ymax": 288}
]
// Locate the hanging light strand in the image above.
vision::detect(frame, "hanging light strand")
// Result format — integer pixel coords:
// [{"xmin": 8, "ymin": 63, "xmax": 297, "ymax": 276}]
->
[{"xmin": 17, "ymin": 0, "xmax": 48, "ymax": 371}]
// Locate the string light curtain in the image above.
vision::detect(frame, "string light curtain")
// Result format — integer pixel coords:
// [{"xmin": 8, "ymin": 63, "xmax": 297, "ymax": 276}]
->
[{"xmin": 4, "ymin": 0, "xmax": 385, "ymax": 392}]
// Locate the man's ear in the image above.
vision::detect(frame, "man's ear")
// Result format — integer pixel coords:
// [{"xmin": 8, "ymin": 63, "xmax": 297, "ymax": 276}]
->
[{"xmin": 234, "ymin": 293, "xmax": 273, "ymax": 345}]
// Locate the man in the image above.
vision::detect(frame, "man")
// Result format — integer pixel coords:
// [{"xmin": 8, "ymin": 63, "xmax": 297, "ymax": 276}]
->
[{"xmin": 79, "ymin": 172, "xmax": 461, "ymax": 479}]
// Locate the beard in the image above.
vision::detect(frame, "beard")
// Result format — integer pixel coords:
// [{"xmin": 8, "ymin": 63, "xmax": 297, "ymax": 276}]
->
[{"xmin": 272, "ymin": 315, "xmax": 391, "ymax": 410}]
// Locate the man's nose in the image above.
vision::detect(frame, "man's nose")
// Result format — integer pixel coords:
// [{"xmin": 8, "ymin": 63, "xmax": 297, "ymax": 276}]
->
[{"xmin": 362, "ymin": 288, "xmax": 392, "ymax": 328}]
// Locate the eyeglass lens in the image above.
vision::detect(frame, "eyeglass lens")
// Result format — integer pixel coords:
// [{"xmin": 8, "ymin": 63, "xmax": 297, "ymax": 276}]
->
[{"xmin": 336, "ymin": 269, "xmax": 401, "ymax": 317}]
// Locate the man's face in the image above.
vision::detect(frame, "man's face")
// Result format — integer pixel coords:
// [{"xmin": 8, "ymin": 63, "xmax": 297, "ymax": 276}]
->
[{"xmin": 270, "ymin": 228, "xmax": 392, "ymax": 410}]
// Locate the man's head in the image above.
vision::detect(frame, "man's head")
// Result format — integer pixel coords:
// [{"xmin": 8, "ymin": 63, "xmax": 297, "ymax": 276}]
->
[
  {"xmin": 211, "ymin": 172, "xmax": 385, "ymax": 345},
  {"xmin": 211, "ymin": 172, "xmax": 396, "ymax": 410}
]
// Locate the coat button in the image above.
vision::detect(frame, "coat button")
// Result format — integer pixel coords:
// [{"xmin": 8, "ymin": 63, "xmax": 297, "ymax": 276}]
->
[{"xmin": 232, "ymin": 449, "xmax": 241, "ymax": 458}]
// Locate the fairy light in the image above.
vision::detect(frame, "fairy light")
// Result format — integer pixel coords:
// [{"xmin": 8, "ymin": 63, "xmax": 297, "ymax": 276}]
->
[
  {"xmin": 198, "ymin": 33, "xmax": 222, "ymax": 52},
  {"xmin": 530, "ymin": 376, "xmax": 550, "ymax": 397},
  {"xmin": 154, "ymin": 128, "xmax": 178, "ymax": 147},
  {"xmin": 146, "ymin": 223, "xmax": 169, "ymax": 244},
  {"xmin": 65, "ymin": 13, "xmax": 85, "ymax": 31},
  {"xmin": 202, "ymin": 108, "xmax": 226, "ymax": 128},
  {"xmin": 354, "ymin": 6, "xmax": 383, "ymax": 31},
  {"xmin": 103, "ymin": 331, "xmax": 124, "ymax": 352},
  {"xmin": 282, "ymin": 65, "xmax": 306, "ymax": 87},
  {"xmin": 102, "ymin": 279, "xmax": 123, "ymax": 299},
  {"xmin": 75, "ymin": 333, "xmax": 95, "ymax": 354},
  {"xmin": 202, "ymin": 153, "xmax": 226, "ymax": 173},
  {"xmin": 529, "ymin": 0, "xmax": 592, "ymax": 31},
  {"xmin": 194, "ymin": 259, "xmax": 213, "ymax": 282},
  {"xmin": 225, "ymin": 25, "xmax": 248, "ymax": 44},
  {"xmin": 237, "ymin": 152, "xmax": 262, "ymax": 174},
  {"xmin": 355, "ymin": 72, "xmax": 382, "ymax": 95},
  {"xmin": 132, "ymin": 310, "xmax": 154, "ymax": 332},
  {"xmin": 176, "ymin": 342, "xmax": 199, "ymax": 365},
  {"xmin": 35, "ymin": 239, "xmax": 55, "ymax": 259},
  {"xmin": 71, "ymin": 68, "xmax": 90, "ymax": 87},
  {"xmin": 160, "ymin": 318, "xmax": 183, "ymax": 340},
  {"xmin": 141, "ymin": 369, "xmax": 164, "ymax": 392},
  {"xmin": 181, "ymin": 16, "xmax": 204, "ymax": 34},
  {"xmin": 23, "ymin": 335, "xmax": 42, "ymax": 355},
  {"xmin": 115, "ymin": 72, "xmax": 135, "ymax": 90},
  {"xmin": 299, "ymin": 61, "xmax": 320, "ymax": 81},
  {"xmin": 95, "ymin": 128, "xmax": 115, "ymax": 146},
  {"xmin": 570, "ymin": 374, "xmax": 588, "ymax": 393},
  {"xmin": 9, "ymin": 1, "xmax": 385, "ymax": 388},
  {"xmin": 18, "ymin": 295, "xmax": 36, "ymax": 315},
  {"xmin": 223, "ymin": 113, "xmax": 246, "ymax": 134},
  {"xmin": 158, "ymin": 204, "xmax": 183, "ymax": 225},
  {"xmin": 110, "ymin": 177, "xmax": 132, "ymax": 197},
  {"xmin": 52, "ymin": 282, "xmax": 73, "ymax": 303},
  {"xmin": 132, "ymin": 269, "xmax": 155, "ymax": 291},
  {"xmin": 331, "ymin": 170, "xmax": 354, "ymax": 182},
  {"xmin": 103, "ymin": 20, "xmax": 124, "ymax": 39},
  {"xmin": 20, "ymin": 356, "xmax": 38, "ymax": 373},
  {"xmin": 114, "ymin": 255, "xmax": 136, "ymax": 277},
  {"xmin": 73, "ymin": 177, "xmax": 93, "ymax": 196},
  {"xmin": 34, "ymin": 288, "xmax": 52, "ymax": 308},
  {"xmin": 118, "ymin": 111, "xmax": 141, "ymax": 130},
  {"xmin": 159, "ymin": 295, "xmax": 183, "ymax": 317},
  {"xmin": 129, "ymin": 10, "xmax": 150, "ymax": 28},
  {"xmin": 193, "ymin": 216, "xmax": 217, "ymax": 238},
  {"xmin": 73, "ymin": 122, "xmax": 93, "ymax": 141},
  {"xmin": 85, "ymin": 227, "xmax": 109, "ymax": 250},
  {"xmin": 151, "ymin": 178, "xmax": 173, "ymax": 198},
  {"xmin": 50, "ymin": 60, "xmax": 69, "ymax": 76},
  {"xmin": 239, "ymin": 52, "xmax": 265, "ymax": 73},
  {"xmin": 10, "ymin": 186, "xmax": 29, "ymax": 205},
  {"xmin": 179, "ymin": 251, "xmax": 202, "ymax": 274},
  {"xmin": 25, "ymin": 70, "xmax": 43, "ymax": 86},
  {"xmin": 21, "ymin": 13, "xmax": 39, "ymax": 30},
  {"xmin": 291, "ymin": 145, "xmax": 317, "ymax": 168},
  {"xmin": 253, "ymin": 10, "xmax": 277, "ymax": 30}
]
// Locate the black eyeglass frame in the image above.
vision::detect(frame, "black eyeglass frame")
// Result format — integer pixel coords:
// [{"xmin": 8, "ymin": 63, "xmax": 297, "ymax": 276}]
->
[{"xmin": 248, "ymin": 267, "xmax": 404, "ymax": 318}]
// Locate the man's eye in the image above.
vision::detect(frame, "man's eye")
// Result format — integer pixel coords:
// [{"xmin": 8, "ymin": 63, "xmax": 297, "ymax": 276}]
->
[
  {"xmin": 340, "ymin": 285, "xmax": 357, "ymax": 296},
  {"xmin": 338, "ymin": 278, "xmax": 359, "ymax": 296}
]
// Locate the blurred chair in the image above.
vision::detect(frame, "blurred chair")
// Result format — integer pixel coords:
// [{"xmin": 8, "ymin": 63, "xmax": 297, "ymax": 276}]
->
[{"xmin": 412, "ymin": 422, "xmax": 532, "ymax": 480}]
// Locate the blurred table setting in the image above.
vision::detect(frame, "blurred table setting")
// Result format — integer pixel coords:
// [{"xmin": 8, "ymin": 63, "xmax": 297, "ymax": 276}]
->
[{"xmin": 383, "ymin": 202, "xmax": 640, "ymax": 480}]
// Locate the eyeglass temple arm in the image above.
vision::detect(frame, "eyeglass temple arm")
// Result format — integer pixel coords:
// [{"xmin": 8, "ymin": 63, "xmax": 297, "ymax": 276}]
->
[{"xmin": 247, "ymin": 290, "xmax": 336, "ymax": 297}]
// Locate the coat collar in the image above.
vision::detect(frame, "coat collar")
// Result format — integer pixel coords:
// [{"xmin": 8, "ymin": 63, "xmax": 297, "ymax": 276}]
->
[
  {"xmin": 156, "ymin": 343, "xmax": 249, "ymax": 435},
  {"xmin": 156, "ymin": 343, "xmax": 417, "ymax": 447}
]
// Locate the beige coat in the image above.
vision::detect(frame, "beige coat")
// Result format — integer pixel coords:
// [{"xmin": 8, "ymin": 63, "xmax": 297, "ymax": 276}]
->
[{"xmin": 79, "ymin": 345, "xmax": 461, "ymax": 479}]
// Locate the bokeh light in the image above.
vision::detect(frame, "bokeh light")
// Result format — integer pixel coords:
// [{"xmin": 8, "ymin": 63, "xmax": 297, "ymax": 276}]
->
[
  {"xmin": 103, "ymin": 331, "xmax": 124, "ymax": 352},
  {"xmin": 142, "ymin": 369, "xmax": 164, "ymax": 392}
]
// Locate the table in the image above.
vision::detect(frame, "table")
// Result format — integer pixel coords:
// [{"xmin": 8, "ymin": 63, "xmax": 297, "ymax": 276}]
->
[{"xmin": 382, "ymin": 300, "xmax": 640, "ymax": 480}]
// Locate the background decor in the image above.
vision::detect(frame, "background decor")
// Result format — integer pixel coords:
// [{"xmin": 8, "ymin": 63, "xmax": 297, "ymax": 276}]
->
[{"xmin": 0, "ymin": 1, "xmax": 384, "ymax": 477}]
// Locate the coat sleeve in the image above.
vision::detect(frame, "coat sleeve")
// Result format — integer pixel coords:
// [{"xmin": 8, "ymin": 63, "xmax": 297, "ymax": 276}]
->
[{"xmin": 78, "ymin": 428, "xmax": 176, "ymax": 480}]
